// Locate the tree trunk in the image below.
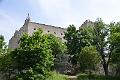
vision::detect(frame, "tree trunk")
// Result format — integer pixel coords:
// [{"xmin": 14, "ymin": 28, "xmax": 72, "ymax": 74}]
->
[{"xmin": 103, "ymin": 63, "xmax": 108, "ymax": 76}]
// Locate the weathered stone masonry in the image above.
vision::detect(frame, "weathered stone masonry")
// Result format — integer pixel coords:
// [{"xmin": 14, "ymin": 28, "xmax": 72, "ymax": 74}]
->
[{"xmin": 9, "ymin": 15, "xmax": 67, "ymax": 49}]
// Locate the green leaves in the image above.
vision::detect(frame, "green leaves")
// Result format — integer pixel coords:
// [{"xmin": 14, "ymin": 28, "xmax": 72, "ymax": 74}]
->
[
  {"xmin": 79, "ymin": 46, "xmax": 101, "ymax": 71},
  {"xmin": 110, "ymin": 22, "xmax": 120, "ymax": 65},
  {"xmin": 11, "ymin": 29, "xmax": 54, "ymax": 79},
  {"xmin": 64, "ymin": 19, "xmax": 110, "ymax": 75},
  {"xmin": 64, "ymin": 25, "xmax": 80, "ymax": 64},
  {"xmin": 11, "ymin": 28, "xmax": 66, "ymax": 79}
]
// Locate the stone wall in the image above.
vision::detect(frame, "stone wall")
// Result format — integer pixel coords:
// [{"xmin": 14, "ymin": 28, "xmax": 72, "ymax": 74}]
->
[
  {"xmin": 8, "ymin": 21, "xmax": 66, "ymax": 49},
  {"xmin": 28, "ymin": 22, "xmax": 66, "ymax": 40}
]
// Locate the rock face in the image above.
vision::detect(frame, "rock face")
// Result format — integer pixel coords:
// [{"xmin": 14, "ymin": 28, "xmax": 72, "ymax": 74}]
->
[{"xmin": 8, "ymin": 15, "xmax": 66, "ymax": 49}]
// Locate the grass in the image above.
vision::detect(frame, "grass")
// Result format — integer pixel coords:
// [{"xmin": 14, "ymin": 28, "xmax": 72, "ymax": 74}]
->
[
  {"xmin": 45, "ymin": 71, "xmax": 68, "ymax": 80},
  {"xmin": 77, "ymin": 73, "xmax": 120, "ymax": 80}
]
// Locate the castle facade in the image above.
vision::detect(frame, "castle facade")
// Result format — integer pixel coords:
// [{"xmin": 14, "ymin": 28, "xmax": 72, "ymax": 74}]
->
[{"xmin": 9, "ymin": 15, "xmax": 66, "ymax": 49}]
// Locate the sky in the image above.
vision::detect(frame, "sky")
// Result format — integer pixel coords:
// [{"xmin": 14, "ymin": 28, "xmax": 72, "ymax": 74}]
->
[{"xmin": 1, "ymin": 0, "xmax": 120, "ymax": 44}]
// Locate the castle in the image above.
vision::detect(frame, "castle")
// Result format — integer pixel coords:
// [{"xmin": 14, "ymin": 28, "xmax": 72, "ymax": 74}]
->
[
  {"xmin": 9, "ymin": 14, "xmax": 67, "ymax": 49},
  {"xmin": 9, "ymin": 14, "xmax": 94, "ymax": 49},
  {"xmin": 8, "ymin": 14, "xmax": 94, "ymax": 74}
]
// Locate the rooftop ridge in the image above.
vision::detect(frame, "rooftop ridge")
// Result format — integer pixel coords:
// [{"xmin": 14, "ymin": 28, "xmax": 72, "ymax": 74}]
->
[{"xmin": 29, "ymin": 22, "xmax": 67, "ymax": 30}]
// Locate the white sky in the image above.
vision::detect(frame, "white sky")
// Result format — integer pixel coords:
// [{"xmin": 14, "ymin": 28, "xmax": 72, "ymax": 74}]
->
[{"xmin": 0, "ymin": 0, "xmax": 120, "ymax": 44}]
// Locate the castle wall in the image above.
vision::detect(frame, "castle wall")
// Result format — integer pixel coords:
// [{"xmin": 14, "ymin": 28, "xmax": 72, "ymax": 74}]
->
[
  {"xmin": 8, "ymin": 24, "xmax": 28, "ymax": 49},
  {"xmin": 9, "ymin": 22, "xmax": 66, "ymax": 49},
  {"xmin": 28, "ymin": 22, "xmax": 66, "ymax": 40}
]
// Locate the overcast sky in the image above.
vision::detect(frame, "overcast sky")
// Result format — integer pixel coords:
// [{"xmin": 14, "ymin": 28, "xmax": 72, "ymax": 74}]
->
[{"xmin": 1, "ymin": 0, "xmax": 120, "ymax": 44}]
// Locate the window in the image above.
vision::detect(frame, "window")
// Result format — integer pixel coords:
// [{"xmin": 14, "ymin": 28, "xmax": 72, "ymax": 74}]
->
[
  {"xmin": 54, "ymin": 32, "xmax": 56, "ymax": 34},
  {"xmin": 34, "ymin": 28, "xmax": 36, "ymax": 30},
  {"xmin": 61, "ymin": 33, "xmax": 63, "ymax": 35},
  {"xmin": 48, "ymin": 31, "xmax": 50, "ymax": 32}
]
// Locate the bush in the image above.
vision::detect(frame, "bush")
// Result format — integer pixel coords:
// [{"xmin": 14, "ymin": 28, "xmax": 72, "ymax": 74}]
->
[
  {"xmin": 45, "ymin": 71, "xmax": 68, "ymax": 80},
  {"xmin": 77, "ymin": 73, "xmax": 120, "ymax": 80}
]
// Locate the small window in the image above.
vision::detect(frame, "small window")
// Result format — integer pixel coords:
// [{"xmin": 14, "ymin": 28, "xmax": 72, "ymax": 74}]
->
[
  {"xmin": 61, "ymin": 33, "xmax": 63, "ymax": 35},
  {"xmin": 48, "ymin": 31, "xmax": 50, "ymax": 32},
  {"xmin": 54, "ymin": 32, "xmax": 56, "ymax": 34},
  {"xmin": 34, "ymin": 28, "xmax": 36, "ymax": 30}
]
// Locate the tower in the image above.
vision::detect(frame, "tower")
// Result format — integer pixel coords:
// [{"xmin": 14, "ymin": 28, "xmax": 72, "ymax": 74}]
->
[{"xmin": 24, "ymin": 13, "xmax": 31, "ymax": 24}]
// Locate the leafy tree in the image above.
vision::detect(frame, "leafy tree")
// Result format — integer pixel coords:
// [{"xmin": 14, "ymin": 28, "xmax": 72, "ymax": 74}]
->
[
  {"xmin": 11, "ymin": 28, "xmax": 66, "ymax": 80},
  {"xmin": 91, "ymin": 18, "xmax": 109, "ymax": 75},
  {"xmin": 64, "ymin": 19, "xmax": 110, "ymax": 75},
  {"xmin": 11, "ymin": 29, "xmax": 54, "ymax": 80},
  {"xmin": 0, "ymin": 35, "xmax": 6, "ymax": 56},
  {"xmin": 80, "ymin": 19, "xmax": 109, "ymax": 75},
  {"xmin": 43, "ymin": 34, "xmax": 67, "ymax": 58},
  {"xmin": 0, "ymin": 52, "xmax": 13, "ymax": 80},
  {"xmin": 43, "ymin": 34, "xmax": 67, "ymax": 70},
  {"xmin": 109, "ymin": 22, "xmax": 120, "ymax": 75},
  {"xmin": 0, "ymin": 35, "xmax": 13, "ymax": 80},
  {"xmin": 64, "ymin": 25, "xmax": 80, "ymax": 65},
  {"xmin": 79, "ymin": 46, "xmax": 101, "ymax": 74},
  {"xmin": 64, "ymin": 24, "xmax": 95, "ymax": 65}
]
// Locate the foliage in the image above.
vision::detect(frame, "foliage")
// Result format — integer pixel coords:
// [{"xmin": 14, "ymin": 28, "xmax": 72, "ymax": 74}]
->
[
  {"xmin": 92, "ymin": 18, "xmax": 110, "ymax": 75},
  {"xmin": 0, "ymin": 35, "xmax": 6, "ymax": 49},
  {"xmin": 64, "ymin": 25, "xmax": 80, "ymax": 64},
  {"xmin": 0, "ymin": 35, "xmax": 7, "ymax": 56},
  {"xmin": 109, "ymin": 22, "xmax": 120, "ymax": 75},
  {"xmin": 43, "ymin": 34, "xmax": 67, "ymax": 58},
  {"xmin": 79, "ymin": 46, "xmax": 101, "ymax": 72},
  {"xmin": 79, "ymin": 18, "xmax": 109, "ymax": 75},
  {"xmin": 11, "ymin": 29, "xmax": 54, "ymax": 80},
  {"xmin": 64, "ymin": 24, "xmax": 92, "ymax": 65},
  {"xmin": 64, "ymin": 18, "xmax": 110, "ymax": 75},
  {"xmin": 45, "ymin": 71, "xmax": 68, "ymax": 80},
  {"xmin": 0, "ymin": 35, "xmax": 13, "ymax": 80},
  {"xmin": 77, "ymin": 73, "xmax": 120, "ymax": 80}
]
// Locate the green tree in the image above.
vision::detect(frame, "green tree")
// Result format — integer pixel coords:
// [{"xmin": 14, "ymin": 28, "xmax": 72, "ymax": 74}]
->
[
  {"xmin": 12, "ymin": 29, "xmax": 54, "ymax": 80},
  {"xmin": 0, "ymin": 35, "xmax": 6, "ymax": 56},
  {"xmin": 64, "ymin": 24, "xmax": 94, "ymax": 65},
  {"xmin": 109, "ymin": 22, "xmax": 120, "ymax": 75},
  {"xmin": 80, "ymin": 19, "xmax": 109, "ymax": 75},
  {"xmin": 11, "ymin": 28, "xmax": 66, "ymax": 80},
  {"xmin": 43, "ymin": 34, "xmax": 67, "ymax": 58},
  {"xmin": 64, "ymin": 25, "xmax": 80, "ymax": 65},
  {"xmin": 91, "ymin": 19, "xmax": 109, "ymax": 75},
  {"xmin": 64, "ymin": 19, "xmax": 110, "ymax": 75},
  {"xmin": 0, "ymin": 52, "xmax": 13, "ymax": 80},
  {"xmin": 0, "ymin": 35, "xmax": 13, "ymax": 80},
  {"xmin": 79, "ymin": 46, "xmax": 101, "ymax": 74}
]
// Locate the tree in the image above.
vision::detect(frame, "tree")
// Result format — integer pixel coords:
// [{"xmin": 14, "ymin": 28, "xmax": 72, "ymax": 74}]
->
[
  {"xmin": 11, "ymin": 29, "xmax": 54, "ymax": 80},
  {"xmin": 0, "ymin": 35, "xmax": 6, "ymax": 56},
  {"xmin": 64, "ymin": 25, "xmax": 80, "ymax": 65},
  {"xmin": 79, "ymin": 46, "xmax": 101, "ymax": 75},
  {"xmin": 0, "ymin": 52, "xmax": 13, "ymax": 80},
  {"xmin": 11, "ymin": 28, "xmax": 66, "ymax": 80},
  {"xmin": 0, "ymin": 35, "xmax": 13, "ymax": 80},
  {"xmin": 64, "ymin": 24, "xmax": 95, "ymax": 65},
  {"xmin": 80, "ymin": 19, "xmax": 109, "ymax": 75},
  {"xmin": 64, "ymin": 19, "xmax": 110, "ymax": 75},
  {"xmin": 91, "ymin": 18, "xmax": 109, "ymax": 75},
  {"xmin": 109, "ymin": 22, "xmax": 120, "ymax": 75},
  {"xmin": 43, "ymin": 34, "xmax": 67, "ymax": 58}
]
